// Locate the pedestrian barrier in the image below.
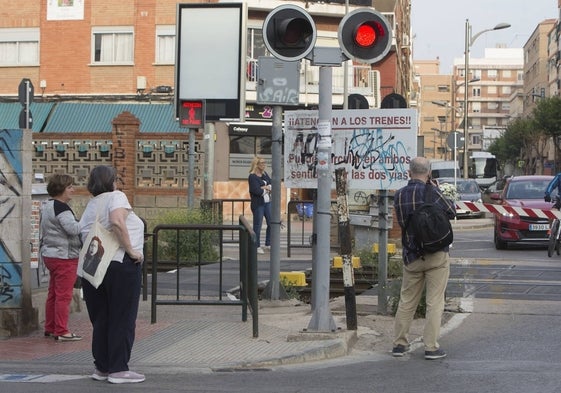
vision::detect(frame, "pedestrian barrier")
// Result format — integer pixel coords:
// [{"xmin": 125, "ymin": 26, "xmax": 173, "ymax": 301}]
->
[
  {"xmin": 149, "ymin": 216, "xmax": 259, "ymax": 337},
  {"xmin": 455, "ymin": 201, "xmax": 561, "ymax": 219}
]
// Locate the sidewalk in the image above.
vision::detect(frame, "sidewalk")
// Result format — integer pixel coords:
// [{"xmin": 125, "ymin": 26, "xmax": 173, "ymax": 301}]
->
[{"xmin": 0, "ymin": 217, "xmax": 491, "ymax": 376}]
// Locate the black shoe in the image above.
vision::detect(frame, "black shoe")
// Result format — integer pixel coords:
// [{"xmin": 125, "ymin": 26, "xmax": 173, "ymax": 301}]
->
[
  {"xmin": 425, "ymin": 348, "xmax": 447, "ymax": 360},
  {"xmin": 392, "ymin": 344, "xmax": 409, "ymax": 357}
]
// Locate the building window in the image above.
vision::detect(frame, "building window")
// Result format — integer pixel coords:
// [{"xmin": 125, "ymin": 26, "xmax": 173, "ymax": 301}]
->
[
  {"xmin": 472, "ymin": 134, "xmax": 481, "ymax": 146},
  {"xmin": 437, "ymin": 85, "xmax": 450, "ymax": 92},
  {"xmin": 487, "ymin": 69, "xmax": 497, "ymax": 78},
  {"xmin": 472, "ymin": 102, "xmax": 481, "ymax": 113},
  {"xmin": 487, "ymin": 102, "xmax": 498, "ymax": 110},
  {"xmin": 501, "ymin": 86, "xmax": 511, "ymax": 95},
  {"xmin": 473, "ymin": 69, "xmax": 481, "ymax": 79},
  {"xmin": 155, "ymin": 25, "xmax": 175, "ymax": 64},
  {"xmin": 502, "ymin": 69, "xmax": 512, "ymax": 78},
  {"xmin": 0, "ymin": 28, "xmax": 39, "ymax": 66},
  {"xmin": 487, "ymin": 86, "xmax": 497, "ymax": 94},
  {"xmin": 247, "ymin": 27, "xmax": 267, "ymax": 61},
  {"xmin": 246, "ymin": 27, "xmax": 268, "ymax": 82},
  {"xmin": 472, "ymin": 87, "xmax": 481, "ymax": 97},
  {"xmin": 92, "ymin": 27, "xmax": 134, "ymax": 64},
  {"xmin": 230, "ymin": 135, "xmax": 271, "ymax": 155}
]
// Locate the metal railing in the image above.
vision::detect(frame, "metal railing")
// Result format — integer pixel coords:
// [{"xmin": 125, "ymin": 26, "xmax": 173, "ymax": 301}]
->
[
  {"xmin": 201, "ymin": 198, "xmax": 340, "ymax": 258},
  {"xmin": 201, "ymin": 199, "xmax": 251, "ymax": 243},
  {"xmin": 149, "ymin": 217, "xmax": 259, "ymax": 337},
  {"xmin": 286, "ymin": 200, "xmax": 340, "ymax": 257}
]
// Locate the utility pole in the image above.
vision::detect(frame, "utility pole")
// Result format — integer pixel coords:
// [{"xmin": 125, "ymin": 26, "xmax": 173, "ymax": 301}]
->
[{"xmin": 307, "ymin": 65, "xmax": 336, "ymax": 331}]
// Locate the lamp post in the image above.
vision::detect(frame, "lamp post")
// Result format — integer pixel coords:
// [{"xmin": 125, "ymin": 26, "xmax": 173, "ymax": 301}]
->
[
  {"xmin": 432, "ymin": 101, "xmax": 465, "ymax": 191},
  {"xmin": 463, "ymin": 19, "xmax": 510, "ymax": 178}
]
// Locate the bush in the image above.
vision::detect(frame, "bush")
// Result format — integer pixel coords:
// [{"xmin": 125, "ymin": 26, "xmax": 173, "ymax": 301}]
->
[
  {"xmin": 388, "ymin": 278, "xmax": 426, "ymax": 318},
  {"xmin": 150, "ymin": 208, "xmax": 220, "ymax": 266},
  {"xmin": 354, "ymin": 246, "xmax": 425, "ymax": 318},
  {"xmin": 354, "ymin": 247, "xmax": 402, "ymax": 280}
]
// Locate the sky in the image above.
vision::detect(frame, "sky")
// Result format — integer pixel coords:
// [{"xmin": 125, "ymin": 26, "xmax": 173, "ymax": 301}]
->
[{"xmin": 411, "ymin": 0, "xmax": 559, "ymax": 73}]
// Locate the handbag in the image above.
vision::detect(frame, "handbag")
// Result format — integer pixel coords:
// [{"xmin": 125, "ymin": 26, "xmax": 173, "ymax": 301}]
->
[{"xmin": 78, "ymin": 213, "xmax": 120, "ymax": 289}]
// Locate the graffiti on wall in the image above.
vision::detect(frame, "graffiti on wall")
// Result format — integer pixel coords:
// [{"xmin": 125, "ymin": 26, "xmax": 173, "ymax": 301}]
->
[{"xmin": 0, "ymin": 129, "xmax": 23, "ymax": 306}]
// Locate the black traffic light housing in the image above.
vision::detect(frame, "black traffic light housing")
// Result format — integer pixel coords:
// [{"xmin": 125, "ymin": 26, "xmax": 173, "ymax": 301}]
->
[
  {"xmin": 338, "ymin": 8, "xmax": 392, "ymax": 64},
  {"xmin": 262, "ymin": 4, "xmax": 317, "ymax": 62}
]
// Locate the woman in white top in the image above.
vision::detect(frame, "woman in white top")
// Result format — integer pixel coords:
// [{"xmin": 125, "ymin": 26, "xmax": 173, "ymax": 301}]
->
[{"xmin": 79, "ymin": 166, "xmax": 145, "ymax": 384}]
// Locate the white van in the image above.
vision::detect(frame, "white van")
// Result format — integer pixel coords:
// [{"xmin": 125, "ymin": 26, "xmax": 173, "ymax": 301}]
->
[{"xmin": 430, "ymin": 160, "xmax": 461, "ymax": 179}]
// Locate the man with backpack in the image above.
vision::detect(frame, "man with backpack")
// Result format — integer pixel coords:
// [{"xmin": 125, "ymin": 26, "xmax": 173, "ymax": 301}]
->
[{"xmin": 392, "ymin": 156, "xmax": 456, "ymax": 360}]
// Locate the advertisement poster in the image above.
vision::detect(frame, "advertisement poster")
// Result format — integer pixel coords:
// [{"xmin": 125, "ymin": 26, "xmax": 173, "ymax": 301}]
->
[
  {"xmin": 47, "ymin": 0, "xmax": 84, "ymax": 21},
  {"xmin": 284, "ymin": 109, "xmax": 417, "ymax": 190}
]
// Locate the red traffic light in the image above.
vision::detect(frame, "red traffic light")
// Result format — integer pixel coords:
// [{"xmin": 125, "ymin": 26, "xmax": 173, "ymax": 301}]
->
[
  {"xmin": 354, "ymin": 23, "xmax": 377, "ymax": 47},
  {"xmin": 338, "ymin": 8, "xmax": 392, "ymax": 64},
  {"xmin": 263, "ymin": 5, "xmax": 316, "ymax": 62}
]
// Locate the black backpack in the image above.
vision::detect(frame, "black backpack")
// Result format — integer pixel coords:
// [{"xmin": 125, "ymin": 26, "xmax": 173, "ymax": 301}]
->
[{"xmin": 403, "ymin": 184, "xmax": 453, "ymax": 256}]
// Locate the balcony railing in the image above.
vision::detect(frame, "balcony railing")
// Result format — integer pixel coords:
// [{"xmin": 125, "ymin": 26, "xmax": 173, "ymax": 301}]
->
[{"xmin": 246, "ymin": 58, "xmax": 381, "ymax": 100}]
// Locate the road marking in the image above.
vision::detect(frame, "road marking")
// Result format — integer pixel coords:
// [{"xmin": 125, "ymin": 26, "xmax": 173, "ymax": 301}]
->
[{"xmin": 0, "ymin": 374, "xmax": 86, "ymax": 383}]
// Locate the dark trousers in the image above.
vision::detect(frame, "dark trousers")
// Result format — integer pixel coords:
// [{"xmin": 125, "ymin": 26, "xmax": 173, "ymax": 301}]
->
[{"xmin": 82, "ymin": 254, "xmax": 141, "ymax": 374}]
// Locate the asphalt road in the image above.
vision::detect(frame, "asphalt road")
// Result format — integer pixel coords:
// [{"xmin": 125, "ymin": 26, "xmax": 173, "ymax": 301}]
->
[{"xmin": 9, "ymin": 223, "xmax": 561, "ymax": 392}]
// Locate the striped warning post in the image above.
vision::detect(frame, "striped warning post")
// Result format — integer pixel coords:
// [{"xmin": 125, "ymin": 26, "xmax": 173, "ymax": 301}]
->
[{"xmin": 455, "ymin": 201, "xmax": 561, "ymax": 220}]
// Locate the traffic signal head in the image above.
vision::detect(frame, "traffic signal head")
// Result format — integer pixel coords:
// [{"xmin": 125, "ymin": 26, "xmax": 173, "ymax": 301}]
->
[
  {"xmin": 338, "ymin": 8, "xmax": 392, "ymax": 64},
  {"xmin": 263, "ymin": 4, "xmax": 317, "ymax": 62}
]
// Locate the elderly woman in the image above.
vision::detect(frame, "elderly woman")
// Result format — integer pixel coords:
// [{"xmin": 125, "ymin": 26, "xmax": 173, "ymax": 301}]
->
[
  {"xmin": 79, "ymin": 166, "xmax": 145, "ymax": 384},
  {"xmin": 40, "ymin": 173, "xmax": 82, "ymax": 341}
]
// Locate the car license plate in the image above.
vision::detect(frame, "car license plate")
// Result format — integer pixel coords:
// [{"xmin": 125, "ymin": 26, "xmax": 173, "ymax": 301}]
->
[{"xmin": 529, "ymin": 224, "xmax": 549, "ymax": 231}]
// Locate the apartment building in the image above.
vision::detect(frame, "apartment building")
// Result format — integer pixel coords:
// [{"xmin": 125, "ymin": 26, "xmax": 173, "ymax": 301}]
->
[
  {"xmin": 413, "ymin": 59, "xmax": 454, "ymax": 160},
  {"xmin": 452, "ymin": 48, "xmax": 524, "ymax": 153},
  {"xmin": 523, "ymin": 19, "xmax": 556, "ymax": 116},
  {"xmin": 0, "ymin": 0, "xmax": 411, "ymax": 217}
]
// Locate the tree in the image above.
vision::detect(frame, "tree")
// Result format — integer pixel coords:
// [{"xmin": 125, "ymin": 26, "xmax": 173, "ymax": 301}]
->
[
  {"xmin": 533, "ymin": 96, "xmax": 561, "ymax": 173},
  {"xmin": 489, "ymin": 117, "xmax": 539, "ymax": 173}
]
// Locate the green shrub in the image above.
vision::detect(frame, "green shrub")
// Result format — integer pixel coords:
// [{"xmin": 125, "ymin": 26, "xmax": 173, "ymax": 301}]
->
[
  {"xmin": 354, "ymin": 246, "xmax": 425, "ymax": 318},
  {"xmin": 150, "ymin": 208, "xmax": 220, "ymax": 266},
  {"xmin": 354, "ymin": 248, "xmax": 402, "ymax": 280}
]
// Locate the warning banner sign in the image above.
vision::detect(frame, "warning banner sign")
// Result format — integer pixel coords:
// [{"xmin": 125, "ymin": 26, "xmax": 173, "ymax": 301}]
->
[{"xmin": 284, "ymin": 108, "xmax": 417, "ymax": 190}]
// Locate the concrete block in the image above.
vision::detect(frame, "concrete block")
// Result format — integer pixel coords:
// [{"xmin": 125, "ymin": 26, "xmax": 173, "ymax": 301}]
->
[
  {"xmin": 372, "ymin": 243, "xmax": 396, "ymax": 255},
  {"xmin": 280, "ymin": 271, "xmax": 307, "ymax": 287},
  {"xmin": 332, "ymin": 256, "xmax": 361, "ymax": 269}
]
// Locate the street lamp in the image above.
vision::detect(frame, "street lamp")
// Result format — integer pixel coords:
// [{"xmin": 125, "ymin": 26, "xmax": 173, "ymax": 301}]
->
[
  {"xmin": 432, "ymin": 101, "xmax": 465, "ymax": 191},
  {"xmin": 431, "ymin": 127, "xmax": 444, "ymax": 159},
  {"xmin": 463, "ymin": 19, "xmax": 510, "ymax": 179}
]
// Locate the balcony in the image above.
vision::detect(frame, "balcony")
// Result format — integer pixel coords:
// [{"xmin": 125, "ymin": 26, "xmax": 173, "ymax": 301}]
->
[{"xmin": 245, "ymin": 58, "xmax": 385, "ymax": 107}]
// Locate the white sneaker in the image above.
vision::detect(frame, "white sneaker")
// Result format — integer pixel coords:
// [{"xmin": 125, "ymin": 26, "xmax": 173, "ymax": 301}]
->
[
  {"xmin": 263, "ymin": 245, "xmax": 271, "ymax": 251},
  {"xmin": 108, "ymin": 370, "xmax": 145, "ymax": 384},
  {"xmin": 257, "ymin": 247, "xmax": 265, "ymax": 254}
]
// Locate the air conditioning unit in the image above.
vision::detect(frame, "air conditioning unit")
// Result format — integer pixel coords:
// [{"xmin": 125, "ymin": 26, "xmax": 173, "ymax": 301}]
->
[{"xmin": 368, "ymin": 70, "xmax": 381, "ymax": 108}]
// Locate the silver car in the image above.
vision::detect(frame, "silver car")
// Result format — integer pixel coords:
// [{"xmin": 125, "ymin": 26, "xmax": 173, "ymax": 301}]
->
[{"xmin": 437, "ymin": 178, "xmax": 483, "ymax": 218}]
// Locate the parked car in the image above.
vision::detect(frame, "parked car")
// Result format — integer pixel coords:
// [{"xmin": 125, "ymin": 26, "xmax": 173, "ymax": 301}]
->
[
  {"xmin": 493, "ymin": 175, "xmax": 557, "ymax": 249},
  {"xmin": 437, "ymin": 178, "xmax": 483, "ymax": 218},
  {"xmin": 481, "ymin": 176, "xmax": 510, "ymax": 205}
]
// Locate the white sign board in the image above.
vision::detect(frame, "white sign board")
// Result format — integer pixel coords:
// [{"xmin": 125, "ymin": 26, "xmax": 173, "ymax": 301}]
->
[
  {"xmin": 284, "ymin": 109, "xmax": 417, "ymax": 190},
  {"xmin": 175, "ymin": 3, "xmax": 245, "ymax": 120}
]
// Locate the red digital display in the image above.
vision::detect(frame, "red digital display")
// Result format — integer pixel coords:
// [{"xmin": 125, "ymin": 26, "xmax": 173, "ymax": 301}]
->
[{"xmin": 179, "ymin": 100, "xmax": 204, "ymax": 128}]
